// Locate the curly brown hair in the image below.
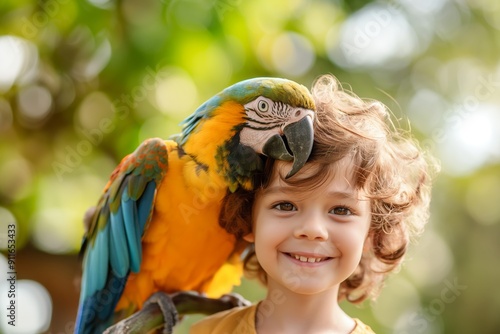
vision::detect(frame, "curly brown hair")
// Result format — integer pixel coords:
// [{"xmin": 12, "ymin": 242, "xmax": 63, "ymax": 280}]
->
[{"xmin": 219, "ymin": 74, "xmax": 438, "ymax": 303}]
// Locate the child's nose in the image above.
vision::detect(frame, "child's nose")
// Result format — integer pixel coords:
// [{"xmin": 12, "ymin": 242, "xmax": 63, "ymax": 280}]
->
[{"xmin": 293, "ymin": 213, "xmax": 328, "ymax": 241}]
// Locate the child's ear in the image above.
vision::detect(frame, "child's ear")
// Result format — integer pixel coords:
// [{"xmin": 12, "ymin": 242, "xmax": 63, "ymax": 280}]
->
[{"xmin": 243, "ymin": 233, "xmax": 255, "ymax": 243}]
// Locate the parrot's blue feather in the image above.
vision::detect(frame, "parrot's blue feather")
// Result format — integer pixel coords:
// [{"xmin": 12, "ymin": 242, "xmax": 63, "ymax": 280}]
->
[
  {"xmin": 121, "ymin": 187, "xmax": 142, "ymax": 273},
  {"xmin": 88, "ymin": 224, "xmax": 109, "ymax": 297},
  {"xmin": 109, "ymin": 208, "xmax": 129, "ymax": 277},
  {"xmin": 80, "ymin": 253, "xmax": 91, "ymax": 301},
  {"xmin": 75, "ymin": 271, "xmax": 128, "ymax": 334},
  {"xmin": 137, "ymin": 181, "xmax": 156, "ymax": 231},
  {"xmin": 75, "ymin": 223, "xmax": 111, "ymax": 334}
]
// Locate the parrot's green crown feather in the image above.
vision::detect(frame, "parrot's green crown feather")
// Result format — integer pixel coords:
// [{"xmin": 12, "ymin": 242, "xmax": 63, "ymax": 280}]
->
[{"xmin": 222, "ymin": 77, "xmax": 315, "ymax": 110}]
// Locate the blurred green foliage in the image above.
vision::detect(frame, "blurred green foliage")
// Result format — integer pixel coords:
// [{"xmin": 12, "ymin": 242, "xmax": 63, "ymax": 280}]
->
[{"xmin": 1, "ymin": 0, "xmax": 500, "ymax": 333}]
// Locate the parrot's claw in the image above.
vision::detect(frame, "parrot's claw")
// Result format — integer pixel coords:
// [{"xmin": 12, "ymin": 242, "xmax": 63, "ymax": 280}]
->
[
  {"xmin": 103, "ymin": 292, "xmax": 178, "ymax": 334},
  {"xmin": 144, "ymin": 292, "xmax": 179, "ymax": 334}
]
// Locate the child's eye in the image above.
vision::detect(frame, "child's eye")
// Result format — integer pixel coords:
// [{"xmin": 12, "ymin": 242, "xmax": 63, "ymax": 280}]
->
[
  {"xmin": 273, "ymin": 202, "xmax": 296, "ymax": 211},
  {"xmin": 330, "ymin": 206, "xmax": 352, "ymax": 216}
]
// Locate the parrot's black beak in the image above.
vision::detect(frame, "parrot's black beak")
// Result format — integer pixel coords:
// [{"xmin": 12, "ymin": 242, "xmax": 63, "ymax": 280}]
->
[{"xmin": 262, "ymin": 116, "xmax": 314, "ymax": 178}]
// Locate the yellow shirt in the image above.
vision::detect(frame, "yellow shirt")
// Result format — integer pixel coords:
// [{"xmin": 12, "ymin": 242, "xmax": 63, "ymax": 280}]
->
[{"xmin": 190, "ymin": 304, "xmax": 375, "ymax": 333}]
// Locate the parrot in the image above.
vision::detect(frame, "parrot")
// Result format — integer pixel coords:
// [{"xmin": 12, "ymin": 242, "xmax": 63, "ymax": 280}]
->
[{"xmin": 74, "ymin": 77, "xmax": 316, "ymax": 333}]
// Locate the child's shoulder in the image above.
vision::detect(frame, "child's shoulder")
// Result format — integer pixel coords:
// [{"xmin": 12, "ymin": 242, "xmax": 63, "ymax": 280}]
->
[
  {"xmin": 352, "ymin": 318, "xmax": 376, "ymax": 334},
  {"xmin": 189, "ymin": 304, "xmax": 258, "ymax": 334}
]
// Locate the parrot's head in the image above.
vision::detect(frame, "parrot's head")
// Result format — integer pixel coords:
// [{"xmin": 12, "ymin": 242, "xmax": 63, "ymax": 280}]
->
[{"xmin": 178, "ymin": 77, "xmax": 316, "ymax": 190}]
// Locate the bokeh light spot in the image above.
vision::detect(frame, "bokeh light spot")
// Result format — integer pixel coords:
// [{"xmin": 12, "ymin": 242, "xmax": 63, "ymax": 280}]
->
[
  {"xmin": 0, "ymin": 36, "xmax": 37, "ymax": 92},
  {"xmin": 0, "ymin": 156, "xmax": 33, "ymax": 201},
  {"xmin": 397, "ymin": 0, "xmax": 448, "ymax": 15},
  {"xmin": 155, "ymin": 68, "xmax": 198, "ymax": 117},
  {"xmin": 33, "ymin": 174, "xmax": 105, "ymax": 254},
  {"xmin": 300, "ymin": 1, "xmax": 342, "ymax": 47},
  {"xmin": 0, "ymin": 36, "xmax": 23, "ymax": 91},
  {"xmin": 328, "ymin": 3, "xmax": 419, "ymax": 69},
  {"xmin": 32, "ymin": 209, "xmax": 78, "ymax": 254},
  {"xmin": 406, "ymin": 89, "xmax": 448, "ymax": 135},
  {"xmin": 186, "ymin": 42, "xmax": 233, "ymax": 92},
  {"xmin": 77, "ymin": 91, "xmax": 115, "ymax": 130},
  {"xmin": 437, "ymin": 104, "xmax": 500, "ymax": 175},
  {"xmin": 405, "ymin": 230, "xmax": 454, "ymax": 287},
  {"xmin": 17, "ymin": 85, "xmax": 53, "ymax": 123},
  {"xmin": 83, "ymin": 38, "xmax": 112, "ymax": 79},
  {"xmin": 271, "ymin": 32, "xmax": 315, "ymax": 77},
  {"xmin": 86, "ymin": 0, "xmax": 113, "ymax": 9}
]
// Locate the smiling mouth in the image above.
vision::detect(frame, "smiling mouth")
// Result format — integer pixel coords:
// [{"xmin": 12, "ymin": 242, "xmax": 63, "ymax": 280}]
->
[{"xmin": 285, "ymin": 253, "xmax": 332, "ymax": 263}]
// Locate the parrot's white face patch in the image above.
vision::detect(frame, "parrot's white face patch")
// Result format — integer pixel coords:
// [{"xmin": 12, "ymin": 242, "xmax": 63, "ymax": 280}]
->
[{"xmin": 240, "ymin": 96, "xmax": 314, "ymax": 153}]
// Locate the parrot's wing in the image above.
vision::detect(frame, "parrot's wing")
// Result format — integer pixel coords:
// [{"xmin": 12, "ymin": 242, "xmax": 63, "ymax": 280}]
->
[{"xmin": 75, "ymin": 138, "xmax": 169, "ymax": 334}]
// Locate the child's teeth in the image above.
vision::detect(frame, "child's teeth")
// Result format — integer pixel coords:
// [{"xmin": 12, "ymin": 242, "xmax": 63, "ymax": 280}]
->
[{"xmin": 292, "ymin": 254, "xmax": 325, "ymax": 263}]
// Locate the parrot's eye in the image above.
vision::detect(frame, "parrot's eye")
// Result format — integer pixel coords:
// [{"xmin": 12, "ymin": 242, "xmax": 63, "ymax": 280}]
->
[{"xmin": 257, "ymin": 100, "xmax": 269, "ymax": 113}]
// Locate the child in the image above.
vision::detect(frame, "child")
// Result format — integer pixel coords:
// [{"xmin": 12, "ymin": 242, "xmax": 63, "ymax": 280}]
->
[{"xmin": 190, "ymin": 74, "xmax": 437, "ymax": 333}]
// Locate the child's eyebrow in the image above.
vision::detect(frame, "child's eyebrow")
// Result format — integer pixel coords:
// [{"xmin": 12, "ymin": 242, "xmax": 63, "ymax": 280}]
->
[
  {"xmin": 263, "ymin": 186, "xmax": 360, "ymax": 200},
  {"xmin": 261, "ymin": 186, "xmax": 287, "ymax": 195},
  {"xmin": 325, "ymin": 190, "xmax": 360, "ymax": 200}
]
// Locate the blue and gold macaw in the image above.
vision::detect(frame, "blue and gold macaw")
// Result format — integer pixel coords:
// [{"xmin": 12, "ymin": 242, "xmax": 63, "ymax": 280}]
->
[{"xmin": 75, "ymin": 77, "xmax": 316, "ymax": 333}]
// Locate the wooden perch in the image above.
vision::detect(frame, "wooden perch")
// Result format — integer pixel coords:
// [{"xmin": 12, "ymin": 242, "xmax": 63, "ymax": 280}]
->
[{"xmin": 104, "ymin": 291, "xmax": 250, "ymax": 334}]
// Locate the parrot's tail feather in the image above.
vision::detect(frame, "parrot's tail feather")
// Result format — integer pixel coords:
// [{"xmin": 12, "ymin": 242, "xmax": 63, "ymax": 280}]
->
[{"xmin": 75, "ymin": 273, "xmax": 129, "ymax": 334}]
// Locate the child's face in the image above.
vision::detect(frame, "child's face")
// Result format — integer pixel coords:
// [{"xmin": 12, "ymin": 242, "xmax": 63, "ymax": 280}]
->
[{"xmin": 244, "ymin": 158, "xmax": 371, "ymax": 295}]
